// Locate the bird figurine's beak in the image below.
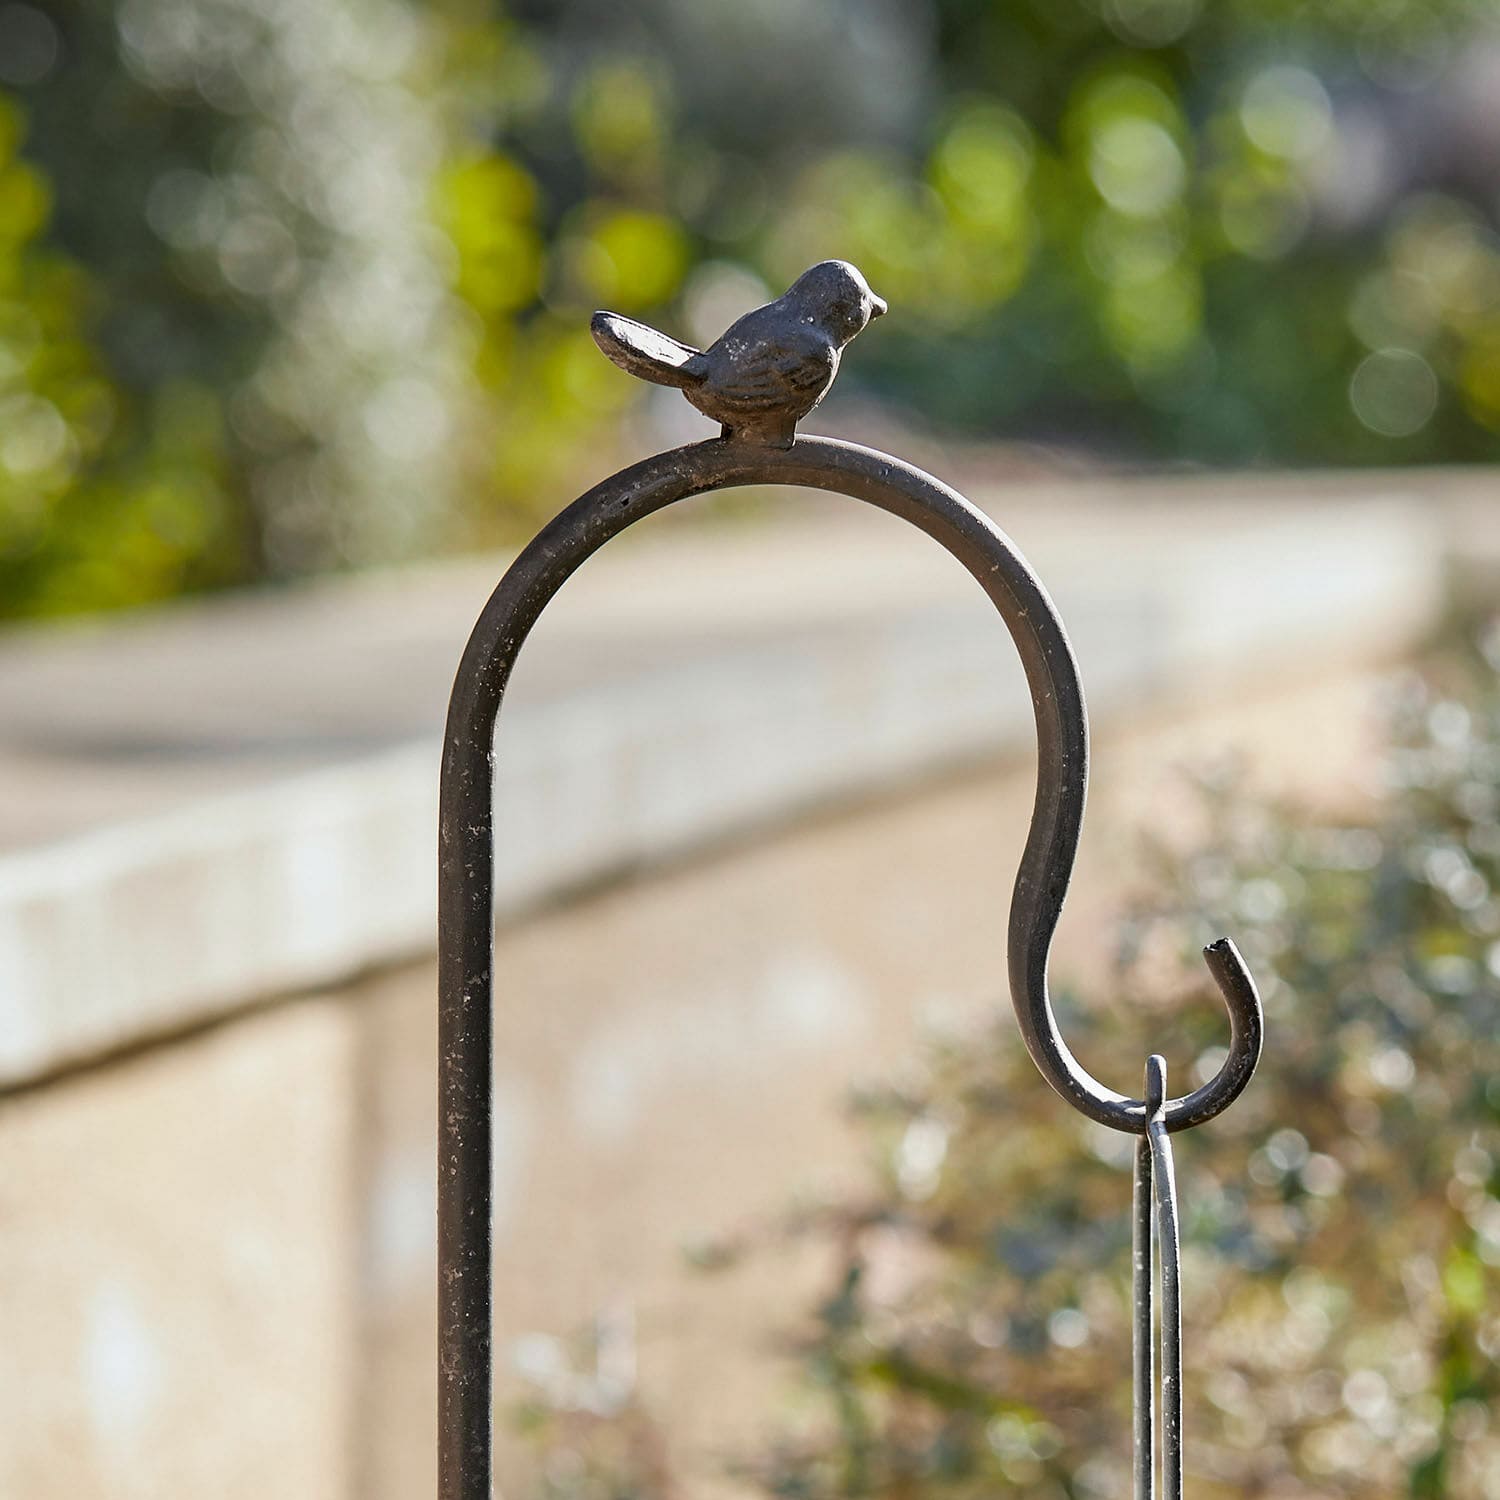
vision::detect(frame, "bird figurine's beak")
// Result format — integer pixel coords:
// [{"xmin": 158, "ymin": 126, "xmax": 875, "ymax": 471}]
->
[{"xmin": 870, "ymin": 294, "xmax": 888, "ymax": 319}]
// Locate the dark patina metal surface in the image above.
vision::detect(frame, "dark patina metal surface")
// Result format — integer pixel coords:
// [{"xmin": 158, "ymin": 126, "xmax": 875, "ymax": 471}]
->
[{"xmin": 438, "ymin": 265, "xmax": 1264, "ymax": 1500}]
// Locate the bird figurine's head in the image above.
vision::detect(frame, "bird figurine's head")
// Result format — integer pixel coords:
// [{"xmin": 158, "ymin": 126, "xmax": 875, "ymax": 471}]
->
[{"xmin": 785, "ymin": 260, "xmax": 887, "ymax": 346}]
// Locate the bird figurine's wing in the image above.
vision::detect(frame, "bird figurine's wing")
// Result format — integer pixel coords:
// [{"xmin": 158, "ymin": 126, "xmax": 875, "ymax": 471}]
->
[
  {"xmin": 591, "ymin": 312, "xmax": 706, "ymax": 390},
  {"xmin": 710, "ymin": 335, "xmax": 836, "ymax": 414}
]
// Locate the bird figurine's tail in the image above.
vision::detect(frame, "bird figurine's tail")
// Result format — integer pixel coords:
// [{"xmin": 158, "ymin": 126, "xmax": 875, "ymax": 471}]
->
[{"xmin": 590, "ymin": 312, "xmax": 706, "ymax": 390}]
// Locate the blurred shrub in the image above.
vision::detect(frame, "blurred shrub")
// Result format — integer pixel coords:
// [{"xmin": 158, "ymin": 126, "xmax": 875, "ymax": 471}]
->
[
  {"xmin": 0, "ymin": 88, "xmax": 235, "ymax": 614},
  {"xmin": 4, "ymin": 0, "xmax": 1500, "ymax": 616},
  {"xmin": 2, "ymin": 0, "xmax": 476, "ymax": 610},
  {"xmin": 513, "ymin": 620, "xmax": 1500, "ymax": 1499}
]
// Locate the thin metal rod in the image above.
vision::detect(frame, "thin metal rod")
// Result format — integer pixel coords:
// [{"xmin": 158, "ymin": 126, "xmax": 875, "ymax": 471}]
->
[
  {"xmin": 1151, "ymin": 1060, "xmax": 1184, "ymax": 1500},
  {"xmin": 1133, "ymin": 1124, "xmax": 1154, "ymax": 1500},
  {"xmin": 1133, "ymin": 1054, "xmax": 1183, "ymax": 1500},
  {"xmin": 438, "ymin": 436, "xmax": 1261, "ymax": 1500}
]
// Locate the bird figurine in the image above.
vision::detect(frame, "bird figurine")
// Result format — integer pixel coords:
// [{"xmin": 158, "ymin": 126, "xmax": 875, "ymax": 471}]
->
[{"xmin": 590, "ymin": 260, "xmax": 887, "ymax": 448}]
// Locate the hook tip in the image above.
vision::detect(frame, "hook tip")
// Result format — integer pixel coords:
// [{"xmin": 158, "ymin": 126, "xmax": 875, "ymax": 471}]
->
[
  {"xmin": 1138, "ymin": 933, "xmax": 1265, "ymax": 1134},
  {"xmin": 1201, "ymin": 936, "xmax": 1256, "ymax": 1004}
]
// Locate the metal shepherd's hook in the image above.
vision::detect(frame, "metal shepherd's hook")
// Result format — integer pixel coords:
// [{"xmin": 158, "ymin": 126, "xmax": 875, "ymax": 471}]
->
[{"xmin": 438, "ymin": 261, "xmax": 1264, "ymax": 1500}]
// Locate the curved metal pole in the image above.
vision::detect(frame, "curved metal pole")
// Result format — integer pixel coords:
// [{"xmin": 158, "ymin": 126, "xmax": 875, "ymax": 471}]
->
[{"xmin": 437, "ymin": 434, "xmax": 1263, "ymax": 1498}]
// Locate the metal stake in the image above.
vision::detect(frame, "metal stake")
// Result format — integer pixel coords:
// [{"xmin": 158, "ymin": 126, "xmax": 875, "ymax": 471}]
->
[{"xmin": 437, "ymin": 264, "xmax": 1263, "ymax": 1500}]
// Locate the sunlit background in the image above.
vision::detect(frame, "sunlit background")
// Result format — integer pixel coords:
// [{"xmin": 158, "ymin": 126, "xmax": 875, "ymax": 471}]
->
[
  {"xmin": 2, "ymin": 0, "xmax": 1500, "ymax": 614},
  {"xmin": 2, "ymin": 3, "xmax": 1500, "ymax": 1499}
]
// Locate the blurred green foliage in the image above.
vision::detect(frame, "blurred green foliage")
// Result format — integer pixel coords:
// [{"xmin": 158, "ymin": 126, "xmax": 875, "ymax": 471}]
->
[
  {"xmin": 0, "ymin": 88, "xmax": 235, "ymax": 615},
  {"xmin": 4, "ymin": 0, "xmax": 1500, "ymax": 616},
  {"xmin": 510, "ymin": 618, "xmax": 1500, "ymax": 1499}
]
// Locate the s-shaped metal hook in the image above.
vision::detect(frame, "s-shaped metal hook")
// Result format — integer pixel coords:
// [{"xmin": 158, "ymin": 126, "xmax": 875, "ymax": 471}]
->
[{"xmin": 437, "ymin": 434, "xmax": 1264, "ymax": 1500}]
